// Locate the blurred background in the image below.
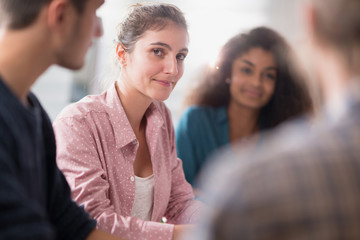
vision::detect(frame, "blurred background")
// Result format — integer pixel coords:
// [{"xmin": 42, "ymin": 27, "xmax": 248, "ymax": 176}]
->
[{"xmin": 32, "ymin": 0, "xmax": 306, "ymax": 127}]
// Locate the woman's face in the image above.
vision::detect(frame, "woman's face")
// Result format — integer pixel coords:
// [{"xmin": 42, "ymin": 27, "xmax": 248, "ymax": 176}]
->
[
  {"xmin": 229, "ymin": 47, "xmax": 277, "ymax": 111},
  {"xmin": 121, "ymin": 21, "xmax": 189, "ymax": 102}
]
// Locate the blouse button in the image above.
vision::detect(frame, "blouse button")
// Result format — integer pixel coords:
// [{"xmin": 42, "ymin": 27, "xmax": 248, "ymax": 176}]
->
[{"xmin": 130, "ymin": 176, "xmax": 135, "ymax": 182}]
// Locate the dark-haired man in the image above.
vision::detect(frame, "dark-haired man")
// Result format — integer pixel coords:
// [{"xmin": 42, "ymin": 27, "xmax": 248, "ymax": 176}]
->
[{"xmin": 0, "ymin": 0, "xmax": 125, "ymax": 239}]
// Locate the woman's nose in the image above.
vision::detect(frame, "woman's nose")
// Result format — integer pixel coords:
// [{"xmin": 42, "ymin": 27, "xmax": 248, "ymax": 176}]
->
[
  {"xmin": 251, "ymin": 73, "xmax": 262, "ymax": 86},
  {"xmin": 164, "ymin": 56, "xmax": 178, "ymax": 75}
]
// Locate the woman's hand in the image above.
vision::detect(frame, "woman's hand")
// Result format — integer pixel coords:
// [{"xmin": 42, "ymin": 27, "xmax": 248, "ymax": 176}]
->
[
  {"xmin": 87, "ymin": 229, "xmax": 127, "ymax": 240},
  {"xmin": 172, "ymin": 224, "xmax": 195, "ymax": 240}
]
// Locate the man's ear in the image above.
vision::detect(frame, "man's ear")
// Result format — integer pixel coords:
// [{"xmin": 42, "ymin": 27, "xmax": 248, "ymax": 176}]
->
[
  {"xmin": 46, "ymin": 0, "xmax": 76, "ymax": 49},
  {"xmin": 116, "ymin": 43, "xmax": 127, "ymax": 67},
  {"xmin": 47, "ymin": 0, "xmax": 74, "ymax": 31},
  {"xmin": 304, "ymin": 3, "xmax": 318, "ymax": 46}
]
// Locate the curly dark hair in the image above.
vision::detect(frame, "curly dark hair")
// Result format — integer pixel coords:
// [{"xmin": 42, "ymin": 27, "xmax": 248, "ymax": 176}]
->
[{"xmin": 185, "ymin": 26, "xmax": 313, "ymax": 130}]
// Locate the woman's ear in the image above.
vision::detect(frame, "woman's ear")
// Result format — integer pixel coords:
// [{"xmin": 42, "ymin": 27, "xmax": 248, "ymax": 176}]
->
[{"xmin": 116, "ymin": 43, "xmax": 127, "ymax": 67}]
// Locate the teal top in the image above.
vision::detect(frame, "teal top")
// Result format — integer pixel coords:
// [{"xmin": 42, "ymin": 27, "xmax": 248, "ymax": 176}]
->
[{"xmin": 175, "ymin": 106, "xmax": 230, "ymax": 185}]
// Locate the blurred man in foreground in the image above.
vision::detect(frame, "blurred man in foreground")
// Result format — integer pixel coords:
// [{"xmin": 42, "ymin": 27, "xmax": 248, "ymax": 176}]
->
[{"xmin": 190, "ymin": 0, "xmax": 360, "ymax": 239}]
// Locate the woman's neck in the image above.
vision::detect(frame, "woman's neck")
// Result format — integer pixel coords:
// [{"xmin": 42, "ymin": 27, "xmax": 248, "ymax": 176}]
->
[
  {"xmin": 115, "ymin": 80, "xmax": 152, "ymax": 135},
  {"xmin": 227, "ymin": 100, "xmax": 259, "ymax": 143}
]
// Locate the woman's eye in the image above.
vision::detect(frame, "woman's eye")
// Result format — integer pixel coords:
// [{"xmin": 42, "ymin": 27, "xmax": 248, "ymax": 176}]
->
[
  {"xmin": 265, "ymin": 72, "xmax": 276, "ymax": 80},
  {"xmin": 241, "ymin": 67, "xmax": 252, "ymax": 74},
  {"xmin": 176, "ymin": 53, "xmax": 187, "ymax": 61},
  {"xmin": 152, "ymin": 48, "xmax": 164, "ymax": 57}
]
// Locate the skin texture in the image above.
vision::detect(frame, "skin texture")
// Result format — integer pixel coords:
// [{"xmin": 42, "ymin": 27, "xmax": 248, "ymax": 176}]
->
[
  {"xmin": 229, "ymin": 47, "xmax": 277, "ymax": 111},
  {"xmin": 53, "ymin": 0, "xmax": 104, "ymax": 69},
  {"xmin": 227, "ymin": 47, "xmax": 277, "ymax": 143},
  {"xmin": 117, "ymin": 21, "xmax": 189, "ymax": 105}
]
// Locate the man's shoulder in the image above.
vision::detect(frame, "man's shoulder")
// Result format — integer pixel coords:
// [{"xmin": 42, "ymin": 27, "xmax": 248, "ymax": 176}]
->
[
  {"xmin": 204, "ymin": 114, "xmax": 355, "ymax": 185},
  {"xmin": 255, "ymin": 116, "xmax": 354, "ymax": 163},
  {"xmin": 231, "ymin": 112, "xmax": 359, "ymax": 187}
]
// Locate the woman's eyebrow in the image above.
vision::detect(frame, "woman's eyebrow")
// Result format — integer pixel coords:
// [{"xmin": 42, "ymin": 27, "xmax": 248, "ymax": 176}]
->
[
  {"xmin": 241, "ymin": 59, "xmax": 277, "ymax": 70},
  {"xmin": 150, "ymin": 42, "xmax": 172, "ymax": 50},
  {"xmin": 150, "ymin": 42, "xmax": 188, "ymax": 53},
  {"xmin": 241, "ymin": 59, "xmax": 255, "ymax": 67}
]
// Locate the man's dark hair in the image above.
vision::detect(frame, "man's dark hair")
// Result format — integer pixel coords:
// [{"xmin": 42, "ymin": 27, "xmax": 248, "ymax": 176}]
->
[{"xmin": 0, "ymin": 0, "xmax": 87, "ymax": 29}]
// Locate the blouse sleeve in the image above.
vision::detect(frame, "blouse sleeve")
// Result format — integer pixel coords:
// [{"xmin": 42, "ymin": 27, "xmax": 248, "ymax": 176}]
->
[{"xmin": 53, "ymin": 115, "xmax": 175, "ymax": 240}]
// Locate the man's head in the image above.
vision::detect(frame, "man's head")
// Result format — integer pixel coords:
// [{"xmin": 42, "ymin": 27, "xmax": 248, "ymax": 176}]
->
[
  {"xmin": 50, "ymin": 0, "xmax": 104, "ymax": 70},
  {"xmin": 0, "ymin": 0, "xmax": 87, "ymax": 29},
  {"xmin": 306, "ymin": 0, "xmax": 360, "ymax": 75},
  {"xmin": 0, "ymin": 0, "xmax": 104, "ymax": 70}
]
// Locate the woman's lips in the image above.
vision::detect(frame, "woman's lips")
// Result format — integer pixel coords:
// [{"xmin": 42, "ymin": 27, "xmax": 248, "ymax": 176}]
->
[
  {"xmin": 153, "ymin": 79, "xmax": 174, "ymax": 87},
  {"xmin": 243, "ymin": 89, "xmax": 262, "ymax": 98}
]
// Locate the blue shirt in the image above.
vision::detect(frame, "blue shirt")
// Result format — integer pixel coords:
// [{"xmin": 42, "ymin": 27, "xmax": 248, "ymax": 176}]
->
[{"xmin": 175, "ymin": 106, "xmax": 230, "ymax": 185}]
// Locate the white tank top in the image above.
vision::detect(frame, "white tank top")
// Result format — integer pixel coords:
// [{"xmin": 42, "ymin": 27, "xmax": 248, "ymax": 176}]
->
[{"xmin": 131, "ymin": 174, "xmax": 154, "ymax": 221}]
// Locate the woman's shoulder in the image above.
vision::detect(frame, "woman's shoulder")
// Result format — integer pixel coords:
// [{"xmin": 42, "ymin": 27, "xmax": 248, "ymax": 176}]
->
[
  {"xmin": 55, "ymin": 91, "xmax": 109, "ymax": 121},
  {"xmin": 176, "ymin": 105, "xmax": 227, "ymax": 133}
]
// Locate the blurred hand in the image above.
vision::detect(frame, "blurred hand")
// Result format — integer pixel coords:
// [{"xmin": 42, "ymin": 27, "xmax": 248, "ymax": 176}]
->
[
  {"xmin": 87, "ymin": 229, "xmax": 127, "ymax": 240},
  {"xmin": 172, "ymin": 224, "xmax": 196, "ymax": 240}
]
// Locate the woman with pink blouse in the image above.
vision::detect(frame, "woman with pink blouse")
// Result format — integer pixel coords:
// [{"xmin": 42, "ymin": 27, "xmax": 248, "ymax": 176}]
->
[{"xmin": 53, "ymin": 3, "xmax": 202, "ymax": 240}]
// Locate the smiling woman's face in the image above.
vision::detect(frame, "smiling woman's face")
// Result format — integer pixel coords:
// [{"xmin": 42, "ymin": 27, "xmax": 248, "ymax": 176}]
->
[
  {"xmin": 120, "ymin": 21, "xmax": 189, "ymax": 102},
  {"xmin": 229, "ymin": 47, "xmax": 277, "ymax": 111}
]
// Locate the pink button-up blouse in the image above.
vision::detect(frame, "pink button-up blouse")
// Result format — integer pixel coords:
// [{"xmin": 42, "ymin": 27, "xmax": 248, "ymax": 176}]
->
[{"xmin": 53, "ymin": 83, "xmax": 203, "ymax": 240}]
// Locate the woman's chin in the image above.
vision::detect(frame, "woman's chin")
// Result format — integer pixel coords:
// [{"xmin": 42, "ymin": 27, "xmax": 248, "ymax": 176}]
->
[
  {"xmin": 152, "ymin": 95, "xmax": 171, "ymax": 102},
  {"xmin": 150, "ymin": 91, "xmax": 172, "ymax": 102}
]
